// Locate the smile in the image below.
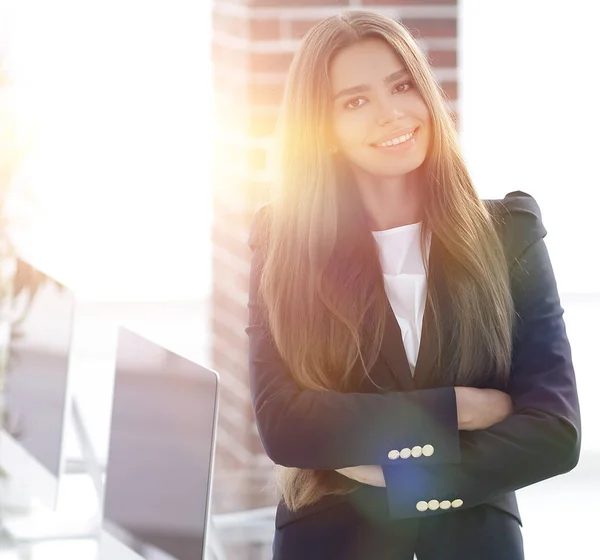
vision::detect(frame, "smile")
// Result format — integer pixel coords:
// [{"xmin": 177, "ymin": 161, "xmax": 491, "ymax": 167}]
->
[{"xmin": 372, "ymin": 128, "xmax": 418, "ymax": 150}]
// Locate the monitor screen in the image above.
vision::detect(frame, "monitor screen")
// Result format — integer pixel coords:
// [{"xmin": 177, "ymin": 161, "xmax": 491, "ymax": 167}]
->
[
  {"xmin": 101, "ymin": 327, "xmax": 218, "ymax": 560},
  {"xmin": 1, "ymin": 256, "xmax": 75, "ymax": 509}
]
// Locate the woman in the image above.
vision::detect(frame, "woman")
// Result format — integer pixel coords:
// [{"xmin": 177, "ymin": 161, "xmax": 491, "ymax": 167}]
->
[{"xmin": 246, "ymin": 10, "xmax": 580, "ymax": 560}]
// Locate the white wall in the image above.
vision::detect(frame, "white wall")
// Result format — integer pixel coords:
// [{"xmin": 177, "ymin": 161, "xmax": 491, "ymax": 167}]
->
[
  {"xmin": 458, "ymin": 0, "xmax": 600, "ymax": 295},
  {"xmin": 2, "ymin": 0, "xmax": 214, "ymax": 301},
  {"xmin": 459, "ymin": 4, "xmax": 600, "ymax": 557}
]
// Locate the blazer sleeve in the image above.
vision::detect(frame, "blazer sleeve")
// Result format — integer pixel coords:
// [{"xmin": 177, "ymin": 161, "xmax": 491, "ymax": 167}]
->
[
  {"xmin": 382, "ymin": 191, "xmax": 582, "ymax": 519},
  {"xmin": 246, "ymin": 204, "xmax": 461, "ymax": 469}
]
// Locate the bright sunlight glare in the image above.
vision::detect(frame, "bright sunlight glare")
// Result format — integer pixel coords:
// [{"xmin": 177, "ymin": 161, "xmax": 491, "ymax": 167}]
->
[{"xmin": 3, "ymin": 0, "xmax": 213, "ymax": 301}]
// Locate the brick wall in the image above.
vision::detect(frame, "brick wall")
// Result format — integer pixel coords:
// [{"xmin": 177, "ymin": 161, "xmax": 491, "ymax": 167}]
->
[{"xmin": 210, "ymin": 0, "xmax": 458, "ymax": 516}]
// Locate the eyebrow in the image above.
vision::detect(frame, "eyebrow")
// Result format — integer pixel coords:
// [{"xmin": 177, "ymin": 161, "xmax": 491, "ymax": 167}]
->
[{"xmin": 332, "ymin": 69, "xmax": 410, "ymax": 101}]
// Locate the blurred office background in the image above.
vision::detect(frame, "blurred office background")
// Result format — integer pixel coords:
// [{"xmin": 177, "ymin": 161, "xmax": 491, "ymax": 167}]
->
[{"xmin": 0, "ymin": 0, "xmax": 598, "ymax": 559}]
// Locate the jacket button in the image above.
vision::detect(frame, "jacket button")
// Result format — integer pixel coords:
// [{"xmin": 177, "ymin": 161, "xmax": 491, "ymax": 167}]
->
[
  {"xmin": 451, "ymin": 499, "xmax": 464, "ymax": 508},
  {"xmin": 400, "ymin": 448, "xmax": 412, "ymax": 459},
  {"xmin": 428, "ymin": 500, "xmax": 440, "ymax": 511},
  {"xmin": 411, "ymin": 446, "xmax": 423, "ymax": 458},
  {"xmin": 422, "ymin": 444, "xmax": 434, "ymax": 457},
  {"xmin": 416, "ymin": 501, "xmax": 429, "ymax": 512},
  {"xmin": 388, "ymin": 450, "xmax": 400, "ymax": 460}
]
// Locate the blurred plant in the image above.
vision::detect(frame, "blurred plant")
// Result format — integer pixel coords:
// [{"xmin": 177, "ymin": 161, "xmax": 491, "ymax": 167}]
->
[
  {"xmin": 0, "ymin": 52, "xmax": 44, "ymax": 478},
  {"xmin": 2, "ymin": 258, "xmax": 65, "ymax": 448}
]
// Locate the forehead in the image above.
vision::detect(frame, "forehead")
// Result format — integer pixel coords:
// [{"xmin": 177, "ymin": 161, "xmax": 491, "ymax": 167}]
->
[{"xmin": 329, "ymin": 38, "xmax": 405, "ymax": 89}]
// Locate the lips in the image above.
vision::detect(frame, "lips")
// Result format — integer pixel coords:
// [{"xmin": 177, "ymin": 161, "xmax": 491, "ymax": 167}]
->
[
  {"xmin": 370, "ymin": 128, "xmax": 419, "ymax": 152},
  {"xmin": 372, "ymin": 127, "xmax": 418, "ymax": 146}
]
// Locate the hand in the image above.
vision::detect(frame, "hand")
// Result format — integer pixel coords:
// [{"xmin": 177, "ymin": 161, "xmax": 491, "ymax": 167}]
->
[
  {"xmin": 335, "ymin": 465, "xmax": 386, "ymax": 487},
  {"xmin": 454, "ymin": 387, "xmax": 513, "ymax": 431}
]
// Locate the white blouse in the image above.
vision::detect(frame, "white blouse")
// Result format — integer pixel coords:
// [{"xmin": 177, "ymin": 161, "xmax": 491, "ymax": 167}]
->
[{"xmin": 372, "ymin": 222, "xmax": 431, "ymax": 376}]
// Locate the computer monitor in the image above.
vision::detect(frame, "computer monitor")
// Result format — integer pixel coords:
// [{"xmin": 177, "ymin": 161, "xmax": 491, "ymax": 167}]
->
[
  {"xmin": 0, "ymin": 256, "xmax": 76, "ymax": 511},
  {"xmin": 99, "ymin": 326, "xmax": 219, "ymax": 560}
]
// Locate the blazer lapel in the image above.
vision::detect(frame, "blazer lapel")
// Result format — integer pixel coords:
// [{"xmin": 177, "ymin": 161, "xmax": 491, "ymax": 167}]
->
[
  {"xmin": 412, "ymin": 277, "xmax": 440, "ymax": 388},
  {"xmin": 413, "ymin": 233, "xmax": 446, "ymax": 388},
  {"xmin": 379, "ymin": 232, "xmax": 446, "ymax": 390},
  {"xmin": 380, "ymin": 298, "xmax": 416, "ymax": 390}
]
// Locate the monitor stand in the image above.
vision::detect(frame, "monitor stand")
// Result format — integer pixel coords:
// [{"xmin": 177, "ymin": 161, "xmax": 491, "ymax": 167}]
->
[{"xmin": 0, "ymin": 399, "xmax": 103, "ymax": 542}]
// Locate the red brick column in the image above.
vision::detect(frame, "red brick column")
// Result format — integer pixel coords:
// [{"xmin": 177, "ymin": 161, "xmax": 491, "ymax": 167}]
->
[{"xmin": 210, "ymin": 0, "xmax": 458, "ymax": 515}]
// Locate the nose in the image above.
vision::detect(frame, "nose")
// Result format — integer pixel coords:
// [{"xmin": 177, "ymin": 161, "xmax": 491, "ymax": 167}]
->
[{"xmin": 376, "ymin": 100, "xmax": 405, "ymax": 127}]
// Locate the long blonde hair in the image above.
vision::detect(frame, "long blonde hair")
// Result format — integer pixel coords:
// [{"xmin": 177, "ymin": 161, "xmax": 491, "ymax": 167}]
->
[{"xmin": 258, "ymin": 10, "xmax": 515, "ymax": 511}]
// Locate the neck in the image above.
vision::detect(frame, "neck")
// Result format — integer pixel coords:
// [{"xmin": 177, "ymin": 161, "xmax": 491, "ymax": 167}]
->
[{"xmin": 352, "ymin": 167, "xmax": 424, "ymax": 231}]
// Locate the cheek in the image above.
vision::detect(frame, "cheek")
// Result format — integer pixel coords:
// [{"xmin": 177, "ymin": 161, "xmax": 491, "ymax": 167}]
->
[
  {"xmin": 422, "ymin": 109, "xmax": 432, "ymax": 129},
  {"xmin": 411, "ymin": 101, "xmax": 432, "ymax": 144},
  {"xmin": 334, "ymin": 112, "xmax": 371, "ymax": 147},
  {"xmin": 333, "ymin": 113, "xmax": 351, "ymax": 139},
  {"xmin": 416, "ymin": 101, "xmax": 432, "ymax": 127},
  {"xmin": 337, "ymin": 115, "xmax": 372, "ymax": 151},
  {"xmin": 332, "ymin": 117, "xmax": 346, "ymax": 142}
]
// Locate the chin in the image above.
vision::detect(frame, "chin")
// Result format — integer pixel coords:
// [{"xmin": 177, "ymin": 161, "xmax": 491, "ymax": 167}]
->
[{"xmin": 360, "ymin": 156, "xmax": 427, "ymax": 178}]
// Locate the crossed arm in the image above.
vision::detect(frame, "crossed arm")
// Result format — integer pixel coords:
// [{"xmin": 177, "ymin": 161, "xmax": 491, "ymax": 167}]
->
[
  {"xmin": 247, "ymin": 194, "xmax": 581, "ymax": 519},
  {"xmin": 334, "ymin": 235, "xmax": 579, "ymax": 517},
  {"xmin": 336, "ymin": 387, "xmax": 514, "ymax": 487}
]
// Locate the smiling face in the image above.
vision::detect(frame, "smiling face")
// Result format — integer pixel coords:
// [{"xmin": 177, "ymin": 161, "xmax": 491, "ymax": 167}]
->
[{"xmin": 329, "ymin": 38, "xmax": 431, "ymax": 181}]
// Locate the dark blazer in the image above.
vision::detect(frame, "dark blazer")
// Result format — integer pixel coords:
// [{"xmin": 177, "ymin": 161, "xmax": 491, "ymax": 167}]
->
[{"xmin": 246, "ymin": 191, "xmax": 581, "ymax": 557}]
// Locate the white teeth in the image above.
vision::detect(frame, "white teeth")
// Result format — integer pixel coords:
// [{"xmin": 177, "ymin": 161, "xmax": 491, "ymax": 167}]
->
[{"xmin": 376, "ymin": 131, "xmax": 414, "ymax": 147}]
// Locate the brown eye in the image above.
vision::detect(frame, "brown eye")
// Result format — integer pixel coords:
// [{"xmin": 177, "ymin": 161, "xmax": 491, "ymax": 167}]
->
[
  {"xmin": 346, "ymin": 97, "xmax": 366, "ymax": 109},
  {"xmin": 393, "ymin": 81, "xmax": 412, "ymax": 94}
]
